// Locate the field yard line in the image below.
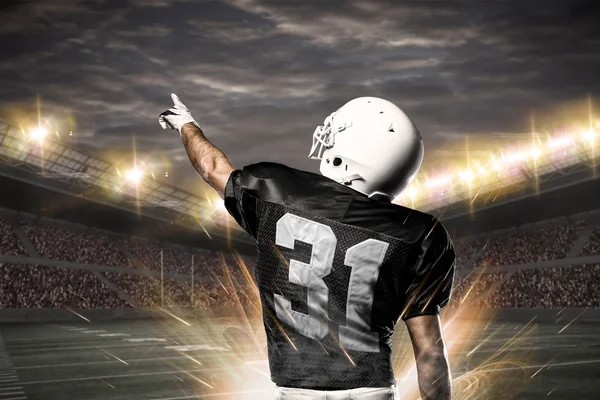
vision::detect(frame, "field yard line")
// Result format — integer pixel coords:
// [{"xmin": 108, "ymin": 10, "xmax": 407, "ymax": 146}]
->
[
  {"xmin": 97, "ymin": 333, "xmax": 130, "ymax": 337},
  {"xmin": 9, "ymin": 348, "xmax": 234, "ymax": 361},
  {"xmin": 480, "ymin": 358, "xmax": 600, "ymax": 371},
  {"xmin": 148, "ymin": 389, "xmax": 273, "ymax": 400},
  {"xmin": 17, "ymin": 366, "xmax": 232, "ymax": 385},
  {"xmin": 450, "ymin": 332, "xmax": 600, "ymax": 344},
  {"xmin": 7, "ymin": 341, "xmax": 222, "ymax": 355},
  {"xmin": 394, "ymin": 357, "xmax": 600, "ymax": 380},
  {"xmin": 0, "ymin": 387, "xmax": 23, "ymax": 391},
  {"xmin": 13, "ymin": 355, "xmax": 213, "ymax": 370},
  {"xmin": 460, "ymin": 343, "xmax": 580, "ymax": 354},
  {"xmin": 2, "ymin": 333, "xmax": 220, "ymax": 347}
]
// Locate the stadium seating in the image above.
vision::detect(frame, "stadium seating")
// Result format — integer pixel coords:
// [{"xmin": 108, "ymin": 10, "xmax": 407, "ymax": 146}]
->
[
  {"xmin": 579, "ymin": 220, "xmax": 600, "ymax": 256},
  {"xmin": 0, "ymin": 263, "xmax": 131, "ymax": 308},
  {"xmin": 0, "ymin": 213, "xmax": 598, "ymax": 310},
  {"xmin": 0, "ymin": 217, "xmax": 27, "ymax": 256},
  {"xmin": 22, "ymin": 221, "xmax": 131, "ymax": 267},
  {"xmin": 474, "ymin": 221, "xmax": 586, "ymax": 267},
  {"xmin": 449, "ymin": 272, "xmax": 507, "ymax": 308},
  {"xmin": 482, "ymin": 264, "xmax": 600, "ymax": 308}
]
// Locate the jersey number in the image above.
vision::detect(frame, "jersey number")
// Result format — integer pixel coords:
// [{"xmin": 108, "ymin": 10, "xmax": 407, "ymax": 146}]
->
[{"xmin": 273, "ymin": 213, "xmax": 389, "ymax": 353}]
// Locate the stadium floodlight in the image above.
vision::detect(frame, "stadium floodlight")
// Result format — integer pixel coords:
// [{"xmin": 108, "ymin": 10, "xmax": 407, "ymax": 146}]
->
[
  {"xmin": 425, "ymin": 175, "xmax": 451, "ymax": 188},
  {"xmin": 29, "ymin": 126, "xmax": 48, "ymax": 142},
  {"xmin": 548, "ymin": 136, "xmax": 573, "ymax": 149},
  {"xmin": 125, "ymin": 167, "xmax": 143, "ymax": 184},
  {"xmin": 529, "ymin": 147, "xmax": 541, "ymax": 160},
  {"xmin": 502, "ymin": 151, "xmax": 527, "ymax": 164},
  {"xmin": 459, "ymin": 169, "xmax": 474, "ymax": 184},
  {"xmin": 582, "ymin": 128, "xmax": 597, "ymax": 143}
]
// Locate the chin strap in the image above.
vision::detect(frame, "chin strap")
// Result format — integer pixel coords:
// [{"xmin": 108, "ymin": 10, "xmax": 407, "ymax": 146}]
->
[
  {"xmin": 334, "ymin": 175, "xmax": 393, "ymax": 201},
  {"xmin": 335, "ymin": 174, "xmax": 363, "ymax": 185}
]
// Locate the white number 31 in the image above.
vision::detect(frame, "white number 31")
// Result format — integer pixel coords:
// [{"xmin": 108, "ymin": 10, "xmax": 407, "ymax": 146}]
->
[{"xmin": 273, "ymin": 213, "xmax": 389, "ymax": 353}]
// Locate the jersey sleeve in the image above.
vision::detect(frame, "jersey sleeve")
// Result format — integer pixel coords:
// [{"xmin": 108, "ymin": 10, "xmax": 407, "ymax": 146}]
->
[
  {"xmin": 223, "ymin": 169, "xmax": 260, "ymax": 239},
  {"xmin": 401, "ymin": 219, "xmax": 456, "ymax": 321},
  {"xmin": 223, "ymin": 162, "xmax": 290, "ymax": 240}
]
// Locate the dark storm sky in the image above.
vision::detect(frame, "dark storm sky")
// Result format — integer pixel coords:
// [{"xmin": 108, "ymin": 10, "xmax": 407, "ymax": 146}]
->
[{"xmin": 0, "ymin": 0, "xmax": 598, "ymax": 194}]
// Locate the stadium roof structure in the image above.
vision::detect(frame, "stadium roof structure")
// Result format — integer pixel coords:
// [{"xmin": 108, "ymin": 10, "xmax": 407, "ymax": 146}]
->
[
  {"xmin": 0, "ymin": 119, "xmax": 254, "ymax": 247},
  {"xmin": 2, "ymin": 117, "xmax": 599, "ymax": 242},
  {"xmin": 398, "ymin": 125, "xmax": 600, "ymax": 220}
]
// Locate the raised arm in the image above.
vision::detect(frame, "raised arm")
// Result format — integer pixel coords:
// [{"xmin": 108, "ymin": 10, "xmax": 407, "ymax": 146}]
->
[
  {"xmin": 180, "ymin": 122, "xmax": 236, "ymax": 198},
  {"xmin": 159, "ymin": 93, "xmax": 236, "ymax": 198},
  {"xmin": 405, "ymin": 314, "xmax": 452, "ymax": 400}
]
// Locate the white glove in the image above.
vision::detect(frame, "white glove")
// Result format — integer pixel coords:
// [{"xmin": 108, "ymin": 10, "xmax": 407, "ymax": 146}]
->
[{"xmin": 158, "ymin": 93, "xmax": 200, "ymax": 133}]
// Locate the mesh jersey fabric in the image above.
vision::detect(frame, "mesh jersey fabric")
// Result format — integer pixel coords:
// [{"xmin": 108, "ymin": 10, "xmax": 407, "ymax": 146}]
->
[{"xmin": 224, "ymin": 162, "xmax": 455, "ymax": 390}]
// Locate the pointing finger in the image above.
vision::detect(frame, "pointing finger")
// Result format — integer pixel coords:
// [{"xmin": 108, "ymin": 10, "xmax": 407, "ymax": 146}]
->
[{"xmin": 171, "ymin": 93, "xmax": 185, "ymax": 108}]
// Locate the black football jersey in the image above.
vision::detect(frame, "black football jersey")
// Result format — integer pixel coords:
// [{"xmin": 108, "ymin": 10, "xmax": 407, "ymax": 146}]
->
[{"xmin": 224, "ymin": 162, "xmax": 455, "ymax": 390}]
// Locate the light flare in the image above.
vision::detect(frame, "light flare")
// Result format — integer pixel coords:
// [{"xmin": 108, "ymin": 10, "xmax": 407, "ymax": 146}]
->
[
  {"xmin": 29, "ymin": 126, "xmax": 48, "ymax": 142},
  {"xmin": 125, "ymin": 167, "xmax": 143, "ymax": 184}
]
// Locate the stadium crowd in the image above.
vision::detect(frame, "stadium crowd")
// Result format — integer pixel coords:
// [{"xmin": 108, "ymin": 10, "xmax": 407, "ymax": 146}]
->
[
  {"xmin": 22, "ymin": 221, "xmax": 131, "ymax": 267},
  {"xmin": 473, "ymin": 221, "xmax": 586, "ymax": 267},
  {"xmin": 0, "ymin": 264, "xmax": 130, "ymax": 308},
  {"xmin": 482, "ymin": 264, "xmax": 600, "ymax": 308},
  {"xmin": 101, "ymin": 270, "xmax": 254, "ymax": 310},
  {"xmin": 580, "ymin": 223, "xmax": 600, "ymax": 256},
  {"xmin": 449, "ymin": 271, "xmax": 507, "ymax": 308},
  {"xmin": 0, "ymin": 217, "xmax": 27, "ymax": 256},
  {"xmin": 452, "ymin": 236, "xmax": 484, "ymax": 269},
  {"xmin": 1, "ymin": 214, "xmax": 599, "ymax": 310}
]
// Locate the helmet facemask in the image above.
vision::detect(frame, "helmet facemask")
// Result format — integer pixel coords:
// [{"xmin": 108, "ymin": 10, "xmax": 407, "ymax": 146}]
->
[{"xmin": 308, "ymin": 111, "xmax": 352, "ymax": 160}]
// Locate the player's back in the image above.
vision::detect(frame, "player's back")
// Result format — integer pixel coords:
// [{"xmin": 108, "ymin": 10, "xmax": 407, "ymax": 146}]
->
[{"xmin": 224, "ymin": 162, "xmax": 455, "ymax": 390}]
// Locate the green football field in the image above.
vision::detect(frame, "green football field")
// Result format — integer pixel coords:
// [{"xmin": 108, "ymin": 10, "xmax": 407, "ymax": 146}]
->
[{"xmin": 0, "ymin": 317, "xmax": 598, "ymax": 399}]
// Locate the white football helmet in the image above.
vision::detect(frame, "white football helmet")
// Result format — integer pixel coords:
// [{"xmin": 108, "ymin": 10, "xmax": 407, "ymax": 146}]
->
[{"xmin": 309, "ymin": 97, "xmax": 423, "ymax": 201}]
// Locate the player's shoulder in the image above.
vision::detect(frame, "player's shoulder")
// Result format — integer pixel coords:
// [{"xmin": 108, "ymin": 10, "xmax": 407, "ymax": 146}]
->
[
  {"xmin": 234, "ymin": 161, "xmax": 349, "ymax": 203},
  {"xmin": 241, "ymin": 161, "xmax": 295, "ymax": 178},
  {"xmin": 234, "ymin": 162, "xmax": 304, "ymax": 200},
  {"xmin": 397, "ymin": 206, "xmax": 451, "ymax": 248},
  {"xmin": 402, "ymin": 206, "xmax": 452, "ymax": 250},
  {"xmin": 349, "ymin": 196, "xmax": 452, "ymax": 246},
  {"xmin": 402, "ymin": 206, "xmax": 450, "ymax": 241}
]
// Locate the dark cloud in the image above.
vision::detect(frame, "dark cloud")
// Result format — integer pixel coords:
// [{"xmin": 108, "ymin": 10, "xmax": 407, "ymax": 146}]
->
[{"xmin": 0, "ymin": 0, "xmax": 598, "ymax": 194}]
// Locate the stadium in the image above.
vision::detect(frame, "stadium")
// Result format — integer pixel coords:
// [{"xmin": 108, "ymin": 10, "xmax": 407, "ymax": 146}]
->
[{"xmin": 1, "ymin": 101, "xmax": 599, "ymax": 400}]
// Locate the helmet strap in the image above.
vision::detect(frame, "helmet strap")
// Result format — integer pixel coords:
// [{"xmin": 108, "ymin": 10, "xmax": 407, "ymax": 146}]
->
[{"xmin": 335, "ymin": 174, "xmax": 363, "ymax": 185}]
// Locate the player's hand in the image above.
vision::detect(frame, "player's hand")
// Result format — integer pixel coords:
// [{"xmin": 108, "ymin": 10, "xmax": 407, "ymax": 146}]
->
[{"xmin": 158, "ymin": 93, "xmax": 200, "ymax": 133}]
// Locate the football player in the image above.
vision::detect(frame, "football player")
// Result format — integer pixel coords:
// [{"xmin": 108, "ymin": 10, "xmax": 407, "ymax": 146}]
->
[{"xmin": 159, "ymin": 94, "xmax": 455, "ymax": 400}]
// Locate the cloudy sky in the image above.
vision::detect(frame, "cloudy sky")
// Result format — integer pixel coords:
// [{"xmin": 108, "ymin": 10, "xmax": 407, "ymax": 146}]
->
[{"xmin": 0, "ymin": 0, "xmax": 598, "ymax": 196}]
